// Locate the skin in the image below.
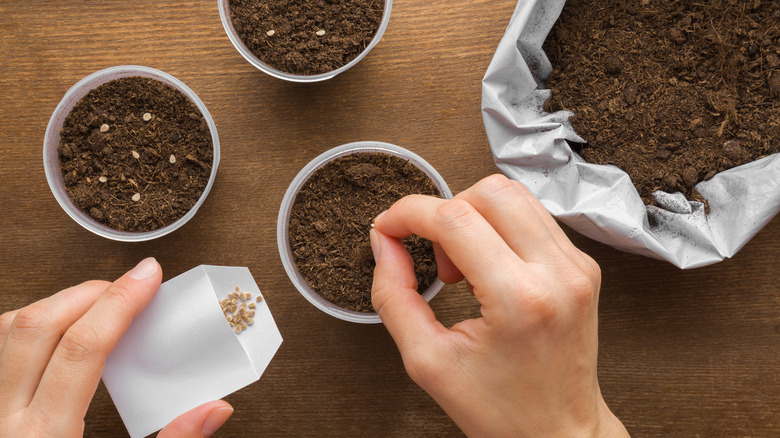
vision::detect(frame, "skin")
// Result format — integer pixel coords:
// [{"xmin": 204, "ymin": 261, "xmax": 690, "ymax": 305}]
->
[
  {"xmin": 369, "ymin": 174, "xmax": 630, "ymax": 437},
  {"xmin": 0, "ymin": 258, "xmax": 232, "ymax": 437},
  {"xmin": 1, "ymin": 174, "xmax": 629, "ymax": 437}
]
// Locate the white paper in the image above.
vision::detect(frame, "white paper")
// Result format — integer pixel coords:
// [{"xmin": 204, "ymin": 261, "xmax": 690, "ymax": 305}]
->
[
  {"xmin": 481, "ymin": 0, "xmax": 780, "ymax": 268},
  {"xmin": 102, "ymin": 266, "xmax": 283, "ymax": 438}
]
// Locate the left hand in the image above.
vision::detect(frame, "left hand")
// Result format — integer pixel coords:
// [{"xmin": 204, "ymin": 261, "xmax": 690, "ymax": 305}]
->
[{"xmin": 0, "ymin": 258, "xmax": 233, "ymax": 437}]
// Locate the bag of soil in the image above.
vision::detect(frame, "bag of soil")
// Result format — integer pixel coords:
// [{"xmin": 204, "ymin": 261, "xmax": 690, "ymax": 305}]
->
[{"xmin": 481, "ymin": 0, "xmax": 780, "ymax": 268}]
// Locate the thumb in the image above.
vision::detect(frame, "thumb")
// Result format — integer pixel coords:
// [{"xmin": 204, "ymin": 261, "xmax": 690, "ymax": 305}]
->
[
  {"xmin": 370, "ymin": 229, "xmax": 446, "ymax": 355},
  {"xmin": 157, "ymin": 400, "xmax": 233, "ymax": 438}
]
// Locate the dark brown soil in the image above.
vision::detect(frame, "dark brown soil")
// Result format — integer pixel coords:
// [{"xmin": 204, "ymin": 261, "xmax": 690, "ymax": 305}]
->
[
  {"xmin": 544, "ymin": 0, "xmax": 780, "ymax": 205},
  {"xmin": 58, "ymin": 77, "xmax": 213, "ymax": 233},
  {"xmin": 289, "ymin": 152, "xmax": 440, "ymax": 313},
  {"xmin": 228, "ymin": 0, "xmax": 384, "ymax": 75}
]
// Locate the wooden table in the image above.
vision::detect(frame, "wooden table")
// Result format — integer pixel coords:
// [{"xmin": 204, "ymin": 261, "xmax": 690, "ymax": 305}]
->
[{"xmin": 1, "ymin": 1, "xmax": 777, "ymax": 436}]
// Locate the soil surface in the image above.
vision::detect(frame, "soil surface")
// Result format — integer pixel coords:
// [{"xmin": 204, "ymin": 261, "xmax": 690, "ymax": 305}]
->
[
  {"xmin": 289, "ymin": 152, "xmax": 440, "ymax": 313},
  {"xmin": 58, "ymin": 77, "xmax": 213, "ymax": 233},
  {"xmin": 229, "ymin": 0, "xmax": 384, "ymax": 75},
  {"xmin": 544, "ymin": 0, "xmax": 780, "ymax": 205}
]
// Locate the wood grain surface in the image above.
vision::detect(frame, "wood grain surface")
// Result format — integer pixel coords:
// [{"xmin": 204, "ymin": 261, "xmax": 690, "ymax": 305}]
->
[{"xmin": 0, "ymin": 1, "xmax": 777, "ymax": 437}]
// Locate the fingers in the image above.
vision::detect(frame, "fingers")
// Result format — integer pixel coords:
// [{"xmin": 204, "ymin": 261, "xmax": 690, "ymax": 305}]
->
[
  {"xmin": 157, "ymin": 400, "xmax": 233, "ymax": 438},
  {"xmin": 455, "ymin": 175, "xmax": 567, "ymax": 264},
  {"xmin": 371, "ymin": 229, "xmax": 448, "ymax": 356},
  {"xmin": 29, "ymin": 258, "xmax": 162, "ymax": 428},
  {"xmin": 432, "ymin": 243, "xmax": 464, "ymax": 284},
  {"xmin": 511, "ymin": 181, "xmax": 601, "ymax": 284},
  {"xmin": 0, "ymin": 281, "xmax": 110, "ymax": 415},
  {"xmin": 373, "ymin": 195, "xmax": 526, "ymax": 303}
]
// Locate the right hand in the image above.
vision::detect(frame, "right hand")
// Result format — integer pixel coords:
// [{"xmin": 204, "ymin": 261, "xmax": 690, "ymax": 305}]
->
[{"xmin": 370, "ymin": 174, "xmax": 629, "ymax": 437}]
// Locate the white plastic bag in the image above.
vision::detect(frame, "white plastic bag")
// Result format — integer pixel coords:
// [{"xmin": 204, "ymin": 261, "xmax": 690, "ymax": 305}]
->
[{"xmin": 481, "ymin": 0, "xmax": 780, "ymax": 268}]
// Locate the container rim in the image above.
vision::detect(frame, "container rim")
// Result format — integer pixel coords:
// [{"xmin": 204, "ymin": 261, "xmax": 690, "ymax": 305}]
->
[
  {"xmin": 218, "ymin": 0, "xmax": 393, "ymax": 83},
  {"xmin": 43, "ymin": 65, "xmax": 220, "ymax": 242},
  {"xmin": 277, "ymin": 141, "xmax": 452, "ymax": 324}
]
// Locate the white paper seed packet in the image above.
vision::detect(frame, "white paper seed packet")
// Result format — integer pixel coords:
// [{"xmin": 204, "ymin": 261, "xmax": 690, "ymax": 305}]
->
[
  {"xmin": 102, "ymin": 265, "xmax": 283, "ymax": 438},
  {"xmin": 481, "ymin": 0, "xmax": 780, "ymax": 268}
]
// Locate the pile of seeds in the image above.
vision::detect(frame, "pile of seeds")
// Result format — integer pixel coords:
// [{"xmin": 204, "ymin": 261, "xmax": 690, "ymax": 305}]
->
[{"xmin": 219, "ymin": 286, "xmax": 263, "ymax": 334}]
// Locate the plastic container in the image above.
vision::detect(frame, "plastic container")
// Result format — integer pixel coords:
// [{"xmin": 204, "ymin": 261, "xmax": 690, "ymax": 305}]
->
[
  {"xmin": 218, "ymin": 0, "xmax": 393, "ymax": 83},
  {"xmin": 43, "ymin": 65, "xmax": 220, "ymax": 242},
  {"xmin": 277, "ymin": 141, "xmax": 452, "ymax": 323}
]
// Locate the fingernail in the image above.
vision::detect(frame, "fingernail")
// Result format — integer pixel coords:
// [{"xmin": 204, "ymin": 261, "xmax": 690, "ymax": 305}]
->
[
  {"xmin": 202, "ymin": 406, "xmax": 234, "ymax": 437},
  {"xmin": 127, "ymin": 257, "xmax": 158, "ymax": 280},
  {"xmin": 369, "ymin": 229, "xmax": 381, "ymax": 262}
]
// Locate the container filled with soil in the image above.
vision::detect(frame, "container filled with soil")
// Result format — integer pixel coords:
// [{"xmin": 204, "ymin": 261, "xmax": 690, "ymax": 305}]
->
[
  {"xmin": 277, "ymin": 142, "xmax": 452, "ymax": 323},
  {"xmin": 43, "ymin": 66, "xmax": 220, "ymax": 241},
  {"xmin": 482, "ymin": 0, "xmax": 780, "ymax": 268},
  {"xmin": 219, "ymin": 0, "xmax": 391, "ymax": 82}
]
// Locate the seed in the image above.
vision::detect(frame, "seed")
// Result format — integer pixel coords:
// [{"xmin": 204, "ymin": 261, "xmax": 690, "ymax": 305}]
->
[
  {"xmin": 246, "ymin": 318, "xmax": 254, "ymax": 326},
  {"xmin": 169, "ymin": 154, "xmax": 176, "ymax": 164},
  {"xmin": 248, "ymin": 302, "xmax": 256, "ymax": 309},
  {"xmin": 100, "ymin": 124, "xmax": 109, "ymax": 133},
  {"xmin": 131, "ymin": 193, "xmax": 141, "ymax": 202},
  {"xmin": 316, "ymin": 29, "xmax": 326, "ymax": 36},
  {"xmin": 132, "ymin": 150, "xmax": 140, "ymax": 159},
  {"xmin": 86, "ymin": 177, "xmax": 92, "ymax": 183},
  {"xmin": 143, "ymin": 112, "xmax": 152, "ymax": 121},
  {"xmin": 99, "ymin": 176, "xmax": 108, "ymax": 183},
  {"xmin": 248, "ymin": 310, "xmax": 255, "ymax": 318},
  {"xmin": 240, "ymin": 323, "xmax": 247, "ymax": 331},
  {"xmin": 266, "ymin": 29, "xmax": 275, "ymax": 37},
  {"xmin": 256, "ymin": 295, "xmax": 263, "ymax": 302}
]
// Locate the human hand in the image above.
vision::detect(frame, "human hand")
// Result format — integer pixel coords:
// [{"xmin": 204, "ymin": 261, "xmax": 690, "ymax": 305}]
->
[
  {"xmin": 0, "ymin": 258, "xmax": 233, "ymax": 437},
  {"xmin": 370, "ymin": 175, "xmax": 629, "ymax": 437}
]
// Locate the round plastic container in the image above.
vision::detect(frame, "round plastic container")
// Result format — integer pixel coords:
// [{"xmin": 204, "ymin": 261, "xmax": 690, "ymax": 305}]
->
[
  {"xmin": 218, "ymin": 0, "xmax": 393, "ymax": 83},
  {"xmin": 43, "ymin": 66, "xmax": 220, "ymax": 242},
  {"xmin": 278, "ymin": 141, "xmax": 453, "ymax": 324}
]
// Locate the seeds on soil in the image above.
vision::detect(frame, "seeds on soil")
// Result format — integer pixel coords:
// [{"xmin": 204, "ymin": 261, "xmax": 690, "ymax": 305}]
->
[
  {"xmin": 131, "ymin": 193, "xmax": 141, "ymax": 202},
  {"xmin": 142, "ymin": 112, "xmax": 152, "ymax": 121},
  {"xmin": 100, "ymin": 124, "xmax": 109, "ymax": 133}
]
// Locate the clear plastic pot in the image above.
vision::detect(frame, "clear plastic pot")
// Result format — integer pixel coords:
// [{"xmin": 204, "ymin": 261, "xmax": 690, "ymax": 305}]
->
[
  {"xmin": 43, "ymin": 65, "xmax": 220, "ymax": 242},
  {"xmin": 218, "ymin": 0, "xmax": 393, "ymax": 83},
  {"xmin": 277, "ymin": 141, "xmax": 452, "ymax": 323}
]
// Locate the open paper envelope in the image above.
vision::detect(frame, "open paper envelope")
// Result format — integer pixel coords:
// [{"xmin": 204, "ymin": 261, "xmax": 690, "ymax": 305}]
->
[{"xmin": 102, "ymin": 265, "xmax": 283, "ymax": 438}]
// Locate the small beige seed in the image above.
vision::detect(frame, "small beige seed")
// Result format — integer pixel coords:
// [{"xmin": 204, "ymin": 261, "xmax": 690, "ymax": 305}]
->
[
  {"xmin": 142, "ymin": 112, "xmax": 152, "ymax": 121},
  {"xmin": 240, "ymin": 323, "xmax": 247, "ymax": 331},
  {"xmin": 100, "ymin": 124, "xmax": 109, "ymax": 133},
  {"xmin": 86, "ymin": 177, "xmax": 91, "ymax": 183},
  {"xmin": 169, "ymin": 155, "xmax": 176, "ymax": 164},
  {"xmin": 131, "ymin": 193, "xmax": 141, "ymax": 202},
  {"xmin": 246, "ymin": 318, "xmax": 254, "ymax": 326},
  {"xmin": 248, "ymin": 302, "xmax": 256, "ymax": 309},
  {"xmin": 248, "ymin": 310, "xmax": 255, "ymax": 318},
  {"xmin": 316, "ymin": 29, "xmax": 326, "ymax": 36},
  {"xmin": 266, "ymin": 29, "xmax": 275, "ymax": 37},
  {"xmin": 132, "ymin": 150, "xmax": 140, "ymax": 159},
  {"xmin": 256, "ymin": 295, "xmax": 263, "ymax": 302},
  {"xmin": 99, "ymin": 176, "xmax": 108, "ymax": 183}
]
